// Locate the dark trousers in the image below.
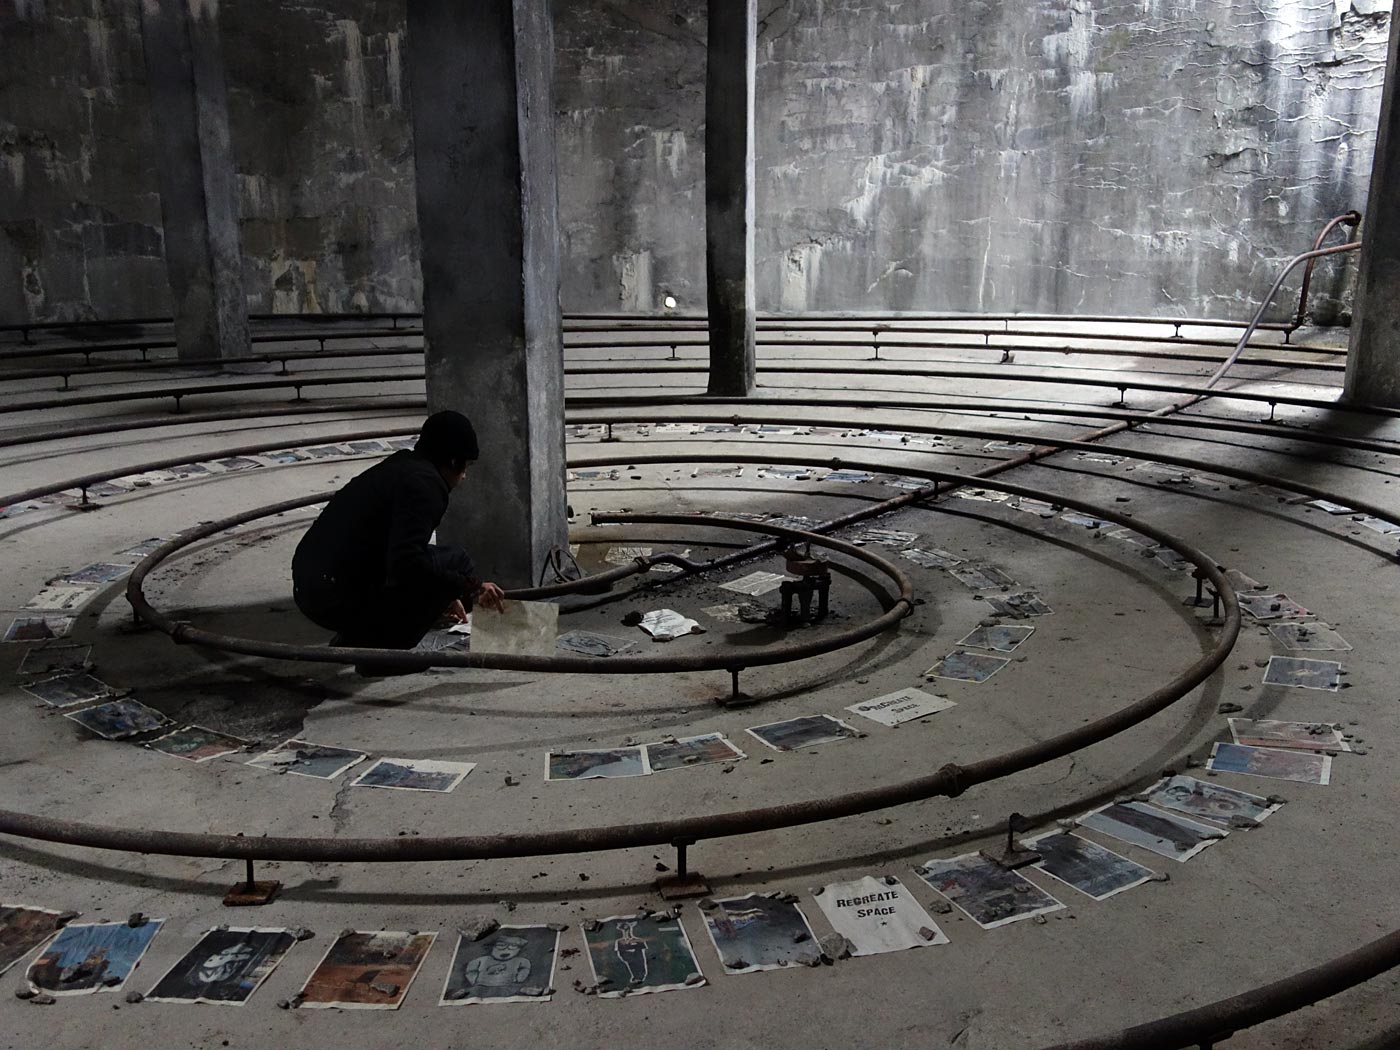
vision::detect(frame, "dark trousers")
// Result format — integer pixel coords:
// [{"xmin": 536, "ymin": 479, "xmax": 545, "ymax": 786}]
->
[{"xmin": 293, "ymin": 544, "xmax": 474, "ymax": 650}]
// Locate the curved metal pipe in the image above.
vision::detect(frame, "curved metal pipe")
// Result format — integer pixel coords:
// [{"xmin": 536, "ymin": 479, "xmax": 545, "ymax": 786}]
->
[
  {"xmin": 1206, "ymin": 240, "xmax": 1361, "ymax": 389},
  {"xmin": 1291, "ymin": 210, "xmax": 1362, "ymax": 333},
  {"xmin": 0, "ymin": 476, "xmax": 1237, "ymax": 863}
]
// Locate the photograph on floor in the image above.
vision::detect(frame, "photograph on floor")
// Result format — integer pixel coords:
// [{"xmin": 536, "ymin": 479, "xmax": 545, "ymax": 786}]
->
[
  {"xmin": 546, "ymin": 747, "xmax": 651, "ymax": 781},
  {"xmin": 20, "ymin": 672, "xmax": 112, "ymax": 708},
  {"xmin": 746, "ymin": 714, "xmax": 860, "ymax": 752},
  {"xmin": 1022, "ymin": 832, "xmax": 1156, "ymax": 901},
  {"xmin": 17, "ymin": 644, "xmax": 91, "ymax": 675},
  {"xmin": 644, "ymin": 733, "xmax": 746, "ymax": 771},
  {"xmin": 27, "ymin": 919, "xmax": 163, "ymax": 995},
  {"xmin": 350, "ymin": 757, "xmax": 476, "ymax": 792},
  {"xmin": 1227, "ymin": 718, "xmax": 1349, "ymax": 752},
  {"xmin": 4, "ymin": 616, "xmax": 75, "ymax": 642},
  {"xmin": 146, "ymin": 927, "xmax": 297, "ymax": 1005},
  {"xmin": 298, "ymin": 931, "xmax": 436, "ymax": 1010},
  {"xmin": 1238, "ymin": 593, "xmax": 1310, "ymax": 621},
  {"xmin": 702, "ymin": 894, "xmax": 821, "ymax": 973},
  {"xmin": 64, "ymin": 698, "xmax": 171, "ymax": 740},
  {"xmin": 1145, "ymin": 775, "xmax": 1284, "ymax": 825},
  {"xmin": 0, "ymin": 905, "xmax": 69, "ymax": 977},
  {"xmin": 440, "ymin": 925, "xmax": 560, "ymax": 1005},
  {"xmin": 146, "ymin": 725, "xmax": 251, "ymax": 763},
  {"xmin": 986, "ymin": 592, "xmax": 1053, "ymax": 617},
  {"xmin": 916, "ymin": 853, "xmax": 1064, "ymax": 929},
  {"xmin": 1267, "ymin": 622, "xmax": 1351, "ymax": 652},
  {"xmin": 582, "ymin": 916, "xmax": 704, "ymax": 997},
  {"xmin": 23, "ymin": 584, "xmax": 98, "ymax": 613},
  {"xmin": 555, "ymin": 630, "xmax": 638, "ymax": 657},
  {"xmin": 1076, "ymin": 802, "xmax": 1225, "ymax": 862},
  {"xmin": 247, "ymin": 738, "xmax": 368, "ymax": 780},
  {"xmin": 1261, "ymin": 656, "xmax": 1341, "ymax": 691},
  {"xmin": 957, "ymin": 624, "xmax": 1035, "ymax": 652},
  {"xmin": 1206, "ymin": 742, "xmax": 1332, "ymax": 785},
  {"xmin": 815, "ymin": 875, "xmax": 948, "ymax": 955},
  {"xmin": 923, "ymin": 650, "xmax": 1010, "ymax": 684},
  {"xmin": 949, "ymin": 565, "xmax": 1018, "ymax": 591}
]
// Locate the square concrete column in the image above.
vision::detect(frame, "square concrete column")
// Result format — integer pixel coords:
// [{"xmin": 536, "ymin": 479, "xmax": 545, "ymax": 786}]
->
[
  {"xmin": 139, "ymin": 0, "xmax": 248, "ymax": 362},
  {"xmin": 1345, "ymin": 10, "xmax": 1400, "ymax": 406},
  {"xmin": 705, "ymin": 0, "xmax": 758, "ymax": 397},
  {"xmin": 407, "ymin": 0, "xmax": 568, "ymax": 588}
]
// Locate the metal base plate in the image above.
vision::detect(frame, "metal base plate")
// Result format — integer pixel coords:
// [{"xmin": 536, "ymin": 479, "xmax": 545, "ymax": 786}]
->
[
  {"xmin": 656, "ymin": 873, "xmax": 711, "ymax": 900},
  {"xmin": 223, "ymin": 880, "xmax": 281, "ymax": 907},
  {"xmin": 979, "ymin": 844, "xmax": 1041, "ymax": 870},
  {"xmin": 714, "ymin": 691, "xmax": 760, "ymax": 709},
  {"xmin": 1182, "ymin": 596, "xmax": 1213, "ymax": 608}
]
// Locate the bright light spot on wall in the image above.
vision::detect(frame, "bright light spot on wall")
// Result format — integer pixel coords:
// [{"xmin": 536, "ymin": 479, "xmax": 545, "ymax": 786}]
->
[{"xmin": 663, "ymin": 294, "xmax": 678, "ymax": 310}]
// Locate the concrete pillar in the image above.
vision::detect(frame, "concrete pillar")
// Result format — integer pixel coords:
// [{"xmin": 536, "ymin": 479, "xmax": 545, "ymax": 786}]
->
[
  {"xmin": 406, "ymin": 0, "xmax": 567, "ymax": 588},
  {"xmin": 704, "ymin": 0, "xmax": 758, "ymax": 397},
  {"xmin": 139, "ymin": 0, "xmax": 248, "ymax": 362},
  {"xmin": 1345, "ymin": 10, "xmax": 1400, "ymax": 406}
]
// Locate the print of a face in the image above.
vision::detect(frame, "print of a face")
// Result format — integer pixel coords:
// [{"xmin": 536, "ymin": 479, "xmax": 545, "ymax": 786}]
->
[
  {"xmin": 197, "ymin": 942, "xmax": 255, "ymax": 984},
  {"xmin": 490, "ymin": 938, "xmax": 525, "ymax": 961}
]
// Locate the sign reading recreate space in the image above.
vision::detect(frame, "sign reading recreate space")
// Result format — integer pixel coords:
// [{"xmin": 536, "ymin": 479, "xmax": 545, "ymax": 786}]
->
[
  {"xmin": 846, "ymin": 688, "xmax": 955, "ymax": 727},
  {"xmin": 813, "ymin": 875, "xmax": 947, "ymax": 956}
]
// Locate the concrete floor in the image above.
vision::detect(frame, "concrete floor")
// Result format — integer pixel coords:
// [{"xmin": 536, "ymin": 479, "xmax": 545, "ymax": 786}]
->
[{"xmin": 0, "ymin": 321, "xmax": 1396, "ymax": 1048}]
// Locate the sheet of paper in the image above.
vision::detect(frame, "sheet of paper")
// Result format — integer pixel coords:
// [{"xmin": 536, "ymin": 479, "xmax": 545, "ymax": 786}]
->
[
  {"xmin": 440, "ymin": 925, "xmax": 559, "ymax": 1005},
  {"xmin": 1023, "ymin": 832, "xmax": 1155, "ymax": 901},
  {"xmin": 846, "ymin": 688, "xmax": 955, "ymax": 727},
  {"xmin": 719, "ymin": 571, "xmax": 789, "ymax": 597},
  {"xmin": 702, "ymin": 895, "xmax": 820, "ymax": 973},
  {"xmin": 1206, "ymin": 742, "xmax": 1332, "ymax": 784},
  {"xmin": 1145, "ymin": 775, "xmax": 1283, "ymax": 825},
  {"xmin": 298, "ymin": 931, "xmax": 436, "ymax": 1010},
  {"xmin": 814, "ymin": 876, "xmax": 947, "ymax": 956},
  {"xmin": 1228, "ymin": 718, "xmax": 1349, "ymax": 752},
  {"xmin": 915, "ymin": 853, "xmax": 1064, "ymax": 930},
  {"xmin": 1077, "ymin": 802, "xmax": 1225, "ymax": 862},
  {"xmin": 145, "ymin": 927, "xmax": 296, "ymax": 1005},
  {"xmin": 582, "ymin": 916, "xmax": 705, "ymax": 997},
  {"xmin": 471, "ymin": 600, "xmax": 559, "ymax": 657},
  {"xmin": 638, "ymin": 609, "xmax": 702, "ymax": 641}
]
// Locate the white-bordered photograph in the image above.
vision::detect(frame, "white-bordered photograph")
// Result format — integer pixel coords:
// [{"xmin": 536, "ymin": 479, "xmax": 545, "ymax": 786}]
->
[
  {"xmin": 915, "ymin": 853, "xmax": 1064, "ymax": 930},
  {"xmin": 350, "ymin": 757, "xmax": 476, "ymax": 792},
  {"xmin": 1076, "ymin": 801, "xmax": 1225, "ymax": 862},
  {"xmin": 1022, "ymin": 831, "xmax": 1156, "ymax": 901}
]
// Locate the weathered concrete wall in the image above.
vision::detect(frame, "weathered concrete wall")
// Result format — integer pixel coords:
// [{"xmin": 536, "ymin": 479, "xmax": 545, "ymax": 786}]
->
[
  {"xmin": 1, "ymin": 0, "xmax": 1393, "ymax": 323},
  {"xmin": 559, "ymin": 0, "xmax": 1392, "ymax": 320},
  {"xmin": 0, "ymin": 2, "xmax": 169, "ymax": 322},
  {"xmin": 221, "ymin": 1, "xmax": 418, "ymax": 314}
]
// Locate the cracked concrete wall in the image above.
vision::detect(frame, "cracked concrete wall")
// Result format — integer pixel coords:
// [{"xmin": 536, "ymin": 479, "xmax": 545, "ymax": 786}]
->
[
  {"xmin": 0, "ymin": 2, "xmax": 169, "ymax": 322},
  {"xmin": 1, "ymin": 0, "xmax": 1392, "ymax": 323},
  {"xmin": 221, "ymin": 1, "xmax": 418, "ymax": 314},
  {"xmin": 561, "ymin": 0, "xmax": 1391, "ymax": 320},
  {"xmin": 0, "ymin": 0, "xmax": 417, "ymax": 322}
]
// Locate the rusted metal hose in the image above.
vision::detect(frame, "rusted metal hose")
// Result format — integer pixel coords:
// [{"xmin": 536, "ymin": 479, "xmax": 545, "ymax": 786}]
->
[{"xmin": 1291, "ymin": 210, "xmax": 1362, "ymax": 333}]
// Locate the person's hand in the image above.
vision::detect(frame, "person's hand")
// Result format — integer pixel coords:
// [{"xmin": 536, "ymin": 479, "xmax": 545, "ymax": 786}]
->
[
  {"xmin": 443, "ymin": 599, "xmax": 468, "ymax": 624},
  {"xmin": 474, "ymin": 581, "xmax": 506, "ymax": 613}
]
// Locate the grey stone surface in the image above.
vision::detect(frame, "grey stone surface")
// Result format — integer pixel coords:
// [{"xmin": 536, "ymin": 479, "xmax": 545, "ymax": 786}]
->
[
  {"xmin": 140, "ymin": 0, "xmax": 249, "ymax": 362},
  {"xmin": 1346, "ymin": 7, "xmax": 1400, "ymax": 403},
  {"xmin": 0, "ymin": 0, "xmax": 1395, "ymax": 322}
]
